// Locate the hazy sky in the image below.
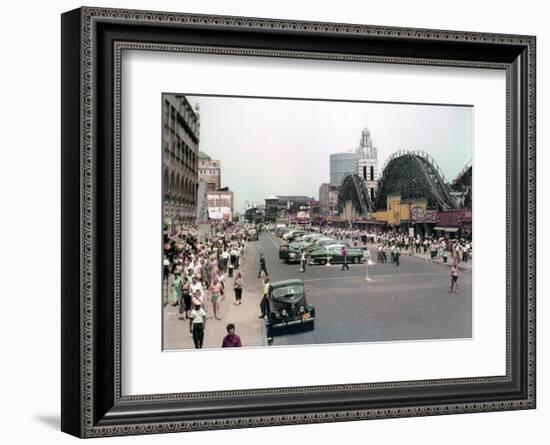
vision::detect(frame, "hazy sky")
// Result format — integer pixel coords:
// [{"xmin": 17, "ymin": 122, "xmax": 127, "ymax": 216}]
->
[{"xmin": 185, "ymin": 95, "xmax": 473, "ymax": 214}]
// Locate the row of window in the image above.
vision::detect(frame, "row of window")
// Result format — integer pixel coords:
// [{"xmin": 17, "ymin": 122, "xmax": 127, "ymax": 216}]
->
[
  {"xmin": 199, "ymin": 169, "xmax": 220, "ymax": 175},
  {"xmin": 361, "ymin": 165, "xmax": 377, "ymax": 182},
  {"xmin": 163, "ymin": 98, "xmax": 199, "ymax": 136}
]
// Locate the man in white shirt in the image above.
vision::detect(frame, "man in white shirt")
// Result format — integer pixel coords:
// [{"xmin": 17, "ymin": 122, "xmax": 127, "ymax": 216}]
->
[{"xmin": 189, "ymin": 301, "xmax": 207, "ymax": 349}]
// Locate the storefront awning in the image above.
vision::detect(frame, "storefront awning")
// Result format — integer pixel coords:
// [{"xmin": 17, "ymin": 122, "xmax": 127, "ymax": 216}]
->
[{"xmin": 433, "ymin": 226, "xmax": 460, "ymax": 232}]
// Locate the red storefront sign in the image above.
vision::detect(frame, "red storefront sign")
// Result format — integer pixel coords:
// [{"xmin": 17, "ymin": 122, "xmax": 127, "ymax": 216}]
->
[{"xmin": 437, "ymin": 209, "xmax": 472, "ymax": 227}]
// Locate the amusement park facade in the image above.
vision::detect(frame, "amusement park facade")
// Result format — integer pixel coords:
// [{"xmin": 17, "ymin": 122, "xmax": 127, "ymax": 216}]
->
[{"xmin": 266, "ymin": 127, "xmax": 472, "ymax": 239}]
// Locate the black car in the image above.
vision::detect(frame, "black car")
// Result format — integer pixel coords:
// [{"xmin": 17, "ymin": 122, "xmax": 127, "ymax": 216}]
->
[
  {"xmin": 266, "ymin": 279, "xmax": 315, "ymax": 338},
  {"xmin": 278, "ymin": 242, "xmax": 291, "ymax": 260}
]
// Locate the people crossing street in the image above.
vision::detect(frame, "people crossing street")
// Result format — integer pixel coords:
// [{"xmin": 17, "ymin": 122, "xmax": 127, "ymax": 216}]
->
[
  {"xmin": 259, "ymin": 277, "xmax": 271, "ymax": 319},
  {"xmin": 299, "ymin": 249, "xmax": 307, "ymax": 272},
  {"xmin": 163, "ymin": 220, "xmax": 472, "ymax": 350},
  {"xmin": 395, "ymin": 246, "xmax": 401, "ymax": 266},
  {"xmin": 449, "ymin": 264, "xmax": 459, "ymax": 293},
  {"xmin": 341, "ymin": 246, "xmax": 350, "ymax": 270},
  {"xmin": 257, "ymin": 253, "xmax": 269, "ymax": 278}
]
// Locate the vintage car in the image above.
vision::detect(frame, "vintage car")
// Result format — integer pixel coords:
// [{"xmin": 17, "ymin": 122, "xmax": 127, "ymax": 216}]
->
[
  {"xmin": 281, "ymin": 234, "xmax": 324, "ymax": 263},
  {"xmin": 278, "ymin": 242, "xmax": 291, "ymax": 261},
  {"xmin": 282, "ymin": 229, "xmax": 306, "ymax": 242},
  {"xmin": 309, "ymin": 244, "xmax": 365, "ymax": 265},
  {"xmin": 266, "ymin": 279, "xmax": 315, "ymax": 338},
  {"xmin": 304, "ymin": 237, "xmax": 337, "ymax": 253}
]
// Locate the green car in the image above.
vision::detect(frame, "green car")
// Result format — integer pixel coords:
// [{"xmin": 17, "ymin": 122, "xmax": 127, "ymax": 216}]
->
[
  {"xmin": 309, "ymin": 244, "xmax": 365, "ymax": 265},
  {"xmin": 266, "ymin": 279, "xmax": 315, "ymax": 338}
]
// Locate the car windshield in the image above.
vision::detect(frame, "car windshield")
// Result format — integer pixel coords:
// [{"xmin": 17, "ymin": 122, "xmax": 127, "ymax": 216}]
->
[{"xmin": 272, "ymin": 284, "xmax": 304, "ymax": 299}]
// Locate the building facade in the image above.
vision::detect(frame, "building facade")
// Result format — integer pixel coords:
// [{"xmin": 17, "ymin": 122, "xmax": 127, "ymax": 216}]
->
[
  {"xmin": 319, "ymin": 183, "xmax": 340, "ymax": 217},
  {"xmin": 329, "ymin": 127, "xmax": 379, "ymax": 194},
  {"xmin": 207, "ymin": 189, "xmax": 234, "ymax": 221},
  {"xmin": 198, "ymin": 151, "xmax": 221, "ymax": 191},
  {"xmin": 355, "ymin": 127, "xmax": 379, "ymax": 203},
  {"xmin": 265, "ymin": 195, "xmax": 313, "ymax": 223},
  {"xmin": 330, "ymin": 151, "xmax": 358, "ymax": 186},
  {"xmin": 162, "ymin": 94, "xmax": 200, "ymax": 229},
  {"xmin": 196, "ymin": 179, "xmax": 209, "ymax": 224}
]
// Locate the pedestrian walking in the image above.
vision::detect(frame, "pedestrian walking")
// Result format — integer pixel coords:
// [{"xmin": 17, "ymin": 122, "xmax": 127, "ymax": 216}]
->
[
  {"xmin": 341, "ymin": 246, "xmax": 350, "ymax": 270},
  {"xmin": 257, "ymin": 253, "xmax": 268, "ymax": 278},
  {"xmin": 221, "ymin": 323, "xmax": 242, "ymax": 347},
  {"xmin": 449, "ymin": 264, "xmax": 459, "ymax": 293},
  {"xmin": 259, "ymin": 278, "xmax": 271, "ymax": 318},
  {"xmin": 299, "ymin": 249, "xmax": 307, "ymax": 272},
  {"xmin": 189, "ymin": 302, "xmax": 206, "ymax": 349},
  {"xmin": 170, "ymin": 274, "xmax": 182, "ymax": 306},
  {"xmin": 179, "ymin": 281, "xmax": 192, "ymax": 320},
  {"xmin": 163, "ymin": 256, "xmax": 170, "ymax": 282},
  {"xmin": 209, "ymin": 277, "xmax": 224, "ymax": 320},
  {"xmin": 395, "ymin": 246, "xmax": 401, "ymax": 266},
  {"xmin": 233, "ymin": 271, "xmax": 244, "ymax": 305}
]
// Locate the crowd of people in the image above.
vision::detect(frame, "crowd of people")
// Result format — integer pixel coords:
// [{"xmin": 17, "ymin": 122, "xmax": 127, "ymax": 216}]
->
[
  {"xmin": 164, "ymin": 222, "xmax": 471, "ymax": 348},
  {"xmin": 163, "ymin": 224, "xmax": 252, "ymax": 349},
  {"xmin": 307, "ymin": 226, "xmax": 472, "ymax": 264},
  {"xmin": 285, "ymin": 224, "xmax": 471, "ymax": 292}
]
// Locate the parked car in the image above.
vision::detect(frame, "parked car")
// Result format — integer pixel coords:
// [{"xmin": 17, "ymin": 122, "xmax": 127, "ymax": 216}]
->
[
  {"xmin": 305, "ymin": 237, "xmax": 337, "ymax": 253},
  {"xmin": 265, "ymin": 279, "xmax": 315, "ymax": 338},
  {"xmin": 247, "ymin": 229, "xmax": 259, "ymax": 241},
  {"xmin": 282, "ymin": 234, "xmax": 324, "ymax": 263},
  {"xmin": 282, "ymin": 230, "xmax": 306, "ymax": 242},
  {"xmin": 278, "ymin": 243, "xmax": 291, "ymax": 261},
  {"xmin": 275, "ymin": 226, "xmax": 289, "ymax": 238},
  {"xmin": 309, "ymin": 244, "xmax": 365, "ymax": 265}
]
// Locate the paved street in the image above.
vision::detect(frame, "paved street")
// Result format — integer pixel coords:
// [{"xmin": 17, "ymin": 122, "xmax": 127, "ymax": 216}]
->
[
  {"xmin": 163, "ymin": 231, "xmax": 471, "ymax": 350},
  {"xmin": 257, "ymin": 232, "xmax": 471, "ymax": 346}
]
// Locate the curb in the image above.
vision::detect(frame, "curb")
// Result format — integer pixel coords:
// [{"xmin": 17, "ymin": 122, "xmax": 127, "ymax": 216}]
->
[{"xmin": 410, "ymin": 253, "xmax": 472, "ymax": 273}]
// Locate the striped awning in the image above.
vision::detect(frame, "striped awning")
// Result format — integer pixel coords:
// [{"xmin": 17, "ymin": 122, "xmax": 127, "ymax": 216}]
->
[{"xmin": 433, "ymin": 226, "xmax": 459, "ymax": 232}]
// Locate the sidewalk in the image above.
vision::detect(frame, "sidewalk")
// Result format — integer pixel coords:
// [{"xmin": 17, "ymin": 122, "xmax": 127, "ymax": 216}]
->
[
  {"xmin": 163, "ymin": 241, "xmax": 267, "ymax": 350},
  {"xmin": 338, "ymin": 236, "xmax": 472, "ymax": 273},
  {"xmin": 408, "ymin": 250, "xmax": 472, "ymax": 273}
]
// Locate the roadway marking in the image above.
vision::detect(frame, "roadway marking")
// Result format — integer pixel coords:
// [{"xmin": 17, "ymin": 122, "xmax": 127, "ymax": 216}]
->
[
  {"xmin": 301, "ymin": 272, "xmax": 445, "ymax": 283},
  {"xmin": 245, "ymin": 272, "xmax": 447, "ymax": 288},
  {"xmin": 266, "ymin": 233, "xmax": 280, "ymax": 249}
]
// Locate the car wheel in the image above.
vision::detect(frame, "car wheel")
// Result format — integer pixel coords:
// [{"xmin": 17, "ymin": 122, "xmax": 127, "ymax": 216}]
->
[
  {"xmin": 319, "ymin": 259, "xmax": 326, "ymax": 265},
  {"xmin": 353, "ymin": 256, "xmax": 359, "ymax": 264}
]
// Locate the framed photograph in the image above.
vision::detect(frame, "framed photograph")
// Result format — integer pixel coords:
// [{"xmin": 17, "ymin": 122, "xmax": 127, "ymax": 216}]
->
[{"xmin": 61, "ymin": 7, "xmax": 536, "ymax": 438}]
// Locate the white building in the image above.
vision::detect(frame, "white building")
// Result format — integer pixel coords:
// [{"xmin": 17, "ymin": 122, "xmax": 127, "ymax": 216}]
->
[
  {"xmin": 355, "ymin": 127, "xmax": 379, "ymax": 203},
  {"xmin": 329, "ymin": 127, "xmax": 379, "ymax": 201}
]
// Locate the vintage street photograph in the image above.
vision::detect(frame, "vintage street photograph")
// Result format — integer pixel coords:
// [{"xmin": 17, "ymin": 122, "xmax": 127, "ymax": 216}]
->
[{"xmin": 162, "ymin": 94, "xmax": 473, "ymax": 350}]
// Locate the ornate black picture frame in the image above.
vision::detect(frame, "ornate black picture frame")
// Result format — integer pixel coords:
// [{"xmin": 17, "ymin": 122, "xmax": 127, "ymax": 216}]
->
[{"xmin": 61, "ymin": 7, "xmax": 536, "ymax": 438}]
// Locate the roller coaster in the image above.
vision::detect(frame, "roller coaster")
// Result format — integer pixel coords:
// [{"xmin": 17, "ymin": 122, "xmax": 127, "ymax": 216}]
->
[
  {"xmin": 452, "ymin": 160, "xmax": 472, "ymax": 208},
  {"xmin": 375, "ymin": 150, "xmax": 458, "ymax": 212},
  {"xmin": 337, "ymin": 150, "xmax": 461, "ymax": 216},
  {"xmin": 337, "ymin": 172, "xmax": 375, "ymax": 215}
]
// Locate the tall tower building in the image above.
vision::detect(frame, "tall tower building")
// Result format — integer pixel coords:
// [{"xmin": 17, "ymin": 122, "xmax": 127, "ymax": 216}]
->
[
  {"xmin": 330, "ymin": 151, "xmax": 358, "ymax": 186},
  {"xmin": 356, "ymin": 127, "xmax": 379, "ymax": 203},
  {"xmin": 329, "ymin": 127, "xmax": 379, "ymax": 204}
]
